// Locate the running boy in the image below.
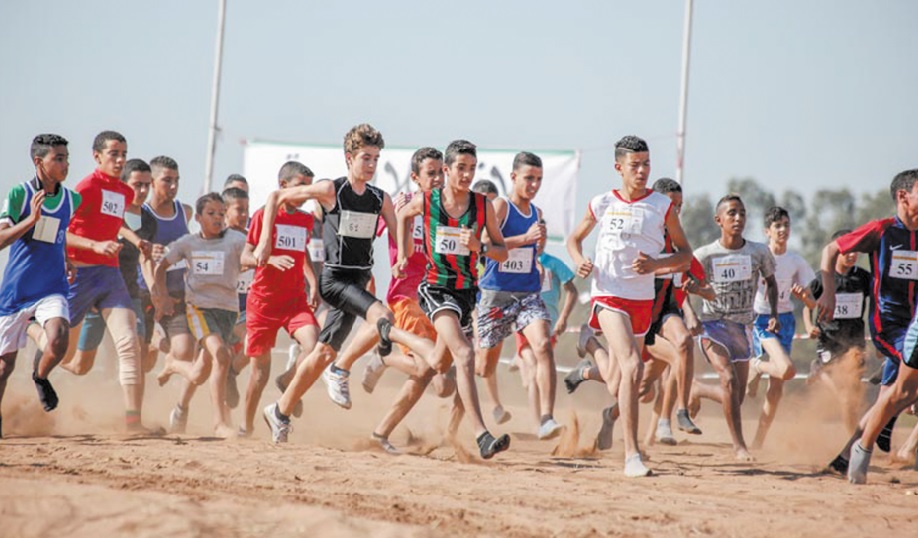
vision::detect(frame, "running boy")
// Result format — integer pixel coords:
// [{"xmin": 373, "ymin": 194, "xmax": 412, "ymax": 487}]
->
[
  {"xmin": 0, "ymin": 134, "xmax": 78, "ymax": 435},
  {"xmin": 222, "ymin": 187, "xmax": 250, "ymax": 410},
  {"xmin": 567, "ymin": 135, "xmax": 693, "ymax": 477},
  {"xmin": 689, "ymin": 194, "xmax": 778, "ymax": 461}
]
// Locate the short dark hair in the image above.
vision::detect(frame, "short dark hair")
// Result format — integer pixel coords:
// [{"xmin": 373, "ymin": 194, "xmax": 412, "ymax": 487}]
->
[
  {"xmin": 764, "ymin": 206, "xmax": 790, "ymax": 227},
  {"xmin": 512, "ymin": 151, "xmax": 542, "ymax": 170},
  {"xmin": 472, "ymin": 180, "xmax": 499, "ymax": 196},
  {"xmin": 652, "ymin": 177, "xmax": 681, "ymax": 194},
  {"xmin": 224, "ymin": 173, "xmax": 247, "ymax": 186},
  {"xmin": 890, "ymin": 169, "xmax": 918, "ymax": 201},
  {"xmin": 831, "ymin": 229, "xmax": 852, "ymax": 241},
  {"xmin": 614, "ymin": 135, "xmax": 649, "ymax": 162},
  {"xmin": 31, "ymin": 134, "xmax": 68, "ymax": 160},
  {"xmin": 121, "ymin": 159, "xmax": 151, "ymax": 182},
  {"xmin": 277, "ymin": 161, "xmax": 313, "ymax": 182},
  {"xmin": 150, "ymin": 155, "xmax": 179, "ymax": 174},
  {"xmin": 222, "ymin": 187, "xmax": 248, "ymax": 203},
  {"xmin": 715, "ymin": 193, "xmax": 744, "ymax": 213},
  {"xmin": 444, "ymin": 139, "xmax": 477, "ymax": 166},
  {"xmin": 196, "ymin": 192, "xmax": 224, "ymax": 216},
  {"xmin": 410, "ymin": 147, "xmax": 443, "ymax": 174},
  {"xmin": 92, "ymin": 131, "xmax": 126, "ymax": 153}
]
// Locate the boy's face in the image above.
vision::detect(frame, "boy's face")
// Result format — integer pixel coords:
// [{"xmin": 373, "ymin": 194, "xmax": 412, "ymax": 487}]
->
[
  {"xmin": 511, "ymin": 165, "xmax": 543, "ymax": 201},
  {"xmin": 152, "ymin": 166, "xmax": 180, "ymax": 202},
  {"xmin": 839, "ymin": 250, "xmax": 858, "ymax": 268},
  {"xmin": 197, "ymin": 200, "xmax": 226, "ymax": 237},
  {"xmin": 35, "ymin": 145, "xmax": 70, "ymax": 183},
  {"xmin": 665, "ymin": 191, "xmax": 684, "ymax": 216},
  {"xmin": 444, "ymin": 154, "xmax": 477, "ymax": 192},
  {"xmin": 93, "ymin": 139, "xmax": 127, "ymax": 178},
  {"xmin": 614, "ymin": 151, "xmax": 650, "ymax": 191},
  {"xmin": 224, "ymin": 198, "xmax": 249, "ymax": 230},
  {"xmin": 897, "ymin": 181, "xmax": 918, "ymax": 222},
  {"xmin": 346, "ymin": 146, "xmax": 380, "ymax": 182},
  {"xmin": 411, "ymin": 158, "xmax": 444, "ymax": 192},
  {"xmin": 765, "ymin": 216, "xmax": 790, "ymax": 245},
  {"xmin": 126, "ymin": 170, "xmax": 152, "ymax": 207},
  {"xmin": 715, "ymin": 200, "xmax": 746, "ymax": 237}
]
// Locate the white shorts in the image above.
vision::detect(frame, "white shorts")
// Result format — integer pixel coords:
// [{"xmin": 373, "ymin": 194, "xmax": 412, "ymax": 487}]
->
[{"xmin": 0, "ymin": 294, "xmax": 69, "ymax": 356}]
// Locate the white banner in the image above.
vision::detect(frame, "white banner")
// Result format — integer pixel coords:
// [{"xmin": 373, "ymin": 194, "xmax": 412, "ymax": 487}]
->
[{"xmin": 243, "ymin": 140, "xmax": 580, "ymax": 240}]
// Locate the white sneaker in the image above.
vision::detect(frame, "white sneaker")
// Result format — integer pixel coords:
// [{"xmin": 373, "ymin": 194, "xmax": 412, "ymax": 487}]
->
[
  {"xmin": 322, "ymin": 365, "xmax": 352, "ymax": 409},
  {"xmin": 576, "ymin": 323, "xmax": 594, "ymax": 358},
  {"xmin": 372, "ymin": 433, "xmax": 400, "ymax": 455},
  {"xmin": 492, "ymin": 405, "xmax": 511, "ymax": 425},
  {"xmin": 286, "ymin": 343, "xmax": 300, "ymax": 372},
  {"xmin": 262, "ymin": 403, "xmax": 291, "ymax": 444},
  {"xmin": 655, "ymin": 419, "xmax": 677, "ymax": 446},
  {"xmin": 169, "ymin": 405, "xmax": 187, "ymax": 434},
  {"xmin": 361, "ymin": 352, "xmax": 387, "ymax": 394},
  {"xmin": 624, "ymin": 453, "xmax": 652, "ymax": 477},
  {"xmin": 538, "ymin": 418, "xmax": 564, "ymax": 440}
]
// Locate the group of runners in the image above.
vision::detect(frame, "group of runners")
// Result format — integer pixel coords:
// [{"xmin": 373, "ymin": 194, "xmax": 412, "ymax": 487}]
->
[{"xmin": 1, "ymin": 126, "xmax": 916, "ymax": 483}]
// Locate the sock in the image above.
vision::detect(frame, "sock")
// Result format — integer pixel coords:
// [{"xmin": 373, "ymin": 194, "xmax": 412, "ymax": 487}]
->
[
  {"xmin": 330, "ymin": 364, "xmax": 348, "ymax": 376},
  {"xmin": 540, "ymin": 414, "xmax": 553, "ymax": 425},
  {"xmin": 125, "ymin": 410, "xmax": 141, "ymax": 425},
  {"xmin": 275, "ymin": 404, "xmax": 289, "ymax": 422},
  {"xmin": 877, "ymin": 415, "xmax": 898, "ymax": 452}
]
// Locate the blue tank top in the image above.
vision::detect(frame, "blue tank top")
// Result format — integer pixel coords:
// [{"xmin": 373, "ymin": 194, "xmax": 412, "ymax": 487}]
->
[
  {"xmin": 141, "ymin": 200, "xmax": 189, "ymax": 294},
  {"xmin": 479, "ymin": 199, "xmax": 541, "ymax": 292},
  {"xmin": 0, "ymin": 181, "xmax": 73, "ymax": 315}
]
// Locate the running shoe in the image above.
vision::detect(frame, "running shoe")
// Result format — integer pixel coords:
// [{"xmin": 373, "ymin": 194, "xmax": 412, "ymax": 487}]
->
[
  {"xmin": 676, "ymin": 409, "xmax": 702, "ymax": 435},
  {"xmin": 478, "ymin": 431, "xmax": 511, "ymax": 459},
  {"xmin": 848, "ymin": 442, "xmax": 871, "ymax": 484},
  {"xmin": 624, "ymin": 453, "xmax": 652, "ymax": 478},
  {"xmin": 377, "ymin": 318, "xmax": 394, "ymax": 357},
  {"xmin": 32, "ymin": 372, "xmax": 58, "ymax": 412},
  {"xmin": 538, "ymin": 418, "xmax": 564, "ymax": 440},
  {"xmin": 564, "ymin": 359, "xmax": 593, "ymax": 394},
  {"xmin": 597, "ymin": 404, "xmax": 617, "ymax": 451},
  {"xmin": 169, "ymin": 405, "xmax": 187, "ymax": 434},
  {"xmin": 492, "ymin": 405, "xmax": 511, "ymax": 425},
  {"xmin": 372, "ymin": 433, "xmax": 400, "ymax": 455},
  {"xmin": 361, "ymin": 351, "xmax": 387, "ymax": 394},
  {"xmin": 322, "ymin": 365, "xmax": 352, "ymax": 409},
  {"xmin": 655, "ymin": 419, "xmax": 677, "ymax": 446},
  {"xmin": 576, "ymin": 323, "xmax": 594, "ymax": 358},
  {"xmin": 263, "ymin": 402, "xmax": 291, "ymax": 444}
]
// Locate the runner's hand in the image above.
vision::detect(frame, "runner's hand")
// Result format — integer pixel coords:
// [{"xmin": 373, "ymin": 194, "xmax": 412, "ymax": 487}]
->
[
  {"xmin": 307, "ymin": 285, "xmax": 318, "ymax": 310},
  {"xmin": 524, "ymin": 221, "xmax": 546, "ymax": 245},
  {"xmin": 809, "ymin": 326, "xmax": 821, "ymax": 339},
  {"xmin": 253, "ymin": 242, "xmax": 272, "ymax": 266},
  {"xmin": 65, "ymin": 261, "xmax": 76, "ymax": 285},
  {"xmin": 391, "ymin": 258, "xmax": 408, "ymax": 279},
  {"xmin": 631, "ymin": 251, "xmax": 656, "ymax": 274},
  {"xmin": 552, "ymin": 320, "xmax": 567, "ymax": 338},
  {"xmin": 394, "ymin": 192, "xmax": 409, "ymax": 212},
  {"xmin": 138, "ymin": 239, "xmax": 153, "ymax": 259},
  {"xmin": 682, "ymin": 278, "xmax": 700, "ymax": 296},
  {"xmin": 766, "ymin": 314, "xmax": 782, "ymax": 334},
  {"xmin": 93, "ymin": 240, "xmax": 122, "ymax": 257},
  {"xmin": 27, "ymin": 190, "xmax": 46, "ymax": 225},
  {"xmin": 684, "ymin": 314, "xmax": 702, "ymax": 336},
  {"xmin": 815, "ymin": 292, "xmax": 836, "ymax": 324},
  {"xmin": 266, "ymin": 255, "xmax": 294, "ymax": 271},
  {"xmin": 576, "ymin": 257, "xmax": 594, "ymax": 279},
  {"xmin": 151, "ymin": 243, "xmax": 166, "ymax": 262},
  {"xmin": 459, "ymin": 226, "xmax": 480, "ymax": 252}
]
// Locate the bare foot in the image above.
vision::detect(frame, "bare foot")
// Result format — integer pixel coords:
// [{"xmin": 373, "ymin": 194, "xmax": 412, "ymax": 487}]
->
[
  {"xmin": 735, "ymin": 447, "xmax": 756, "ymax": 462},
  {"xmin": 214, "ymin": 423, "xmax": 236, "ymax": 439},
  {"xmin": 688, "ymin": 392, "xmax": 701, "ymax": 419},
  {"xmin": 156, "ymin": 361, "xmax": 175, "ymax": 387}
]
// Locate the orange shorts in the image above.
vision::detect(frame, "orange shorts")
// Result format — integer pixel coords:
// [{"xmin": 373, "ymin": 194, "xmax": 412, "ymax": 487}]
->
[
  {"xmin": 390, "ymin": 298, "xmax": 437, "ymax": 356},
  {"xmin": 589, "ymin": 296, "xmax": 654, "ymax": 337}
]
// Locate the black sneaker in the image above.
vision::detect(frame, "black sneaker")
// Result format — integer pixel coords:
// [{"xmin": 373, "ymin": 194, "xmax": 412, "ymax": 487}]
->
[
  {"xmin": 33, "ymin": 372, "xmax": 58, "ymax": 412},
  {"xmin": 477, "ymin": 431, "xmax": 511, "ymax": 459},
  {"xmin": 827, "ymin": 454, "xmax": 849, "ymax": 475},
  {"xmin": 676, "ymin": 409, "xmax": 702, "ymax": 435},
  {"xmin": 377, "ymin": 318, "xmax": 394, "ymax": 357},
  {"xmin": 877, "ymin": 415, "xmax": 898, "ymax": 453},
  {"xmin": 564, "ymin": 359, "xmax": 593, "ymax": 394}
]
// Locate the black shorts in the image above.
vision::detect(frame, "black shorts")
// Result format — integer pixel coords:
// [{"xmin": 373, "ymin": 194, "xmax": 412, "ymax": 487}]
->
[
  {"xmin": 317, "ymin": 266, "xmax": 378, "ymax": 352},
  {"xmin": 141, "ymin": 290, "xmax": 190, "ymax": 344},
  {"xmin": 644, "ymin": 296, "xmax": 682, "ymax": 348},
  {"xmin": 417, "ymin": 282, "xmax": 477, "ymax": 333}
]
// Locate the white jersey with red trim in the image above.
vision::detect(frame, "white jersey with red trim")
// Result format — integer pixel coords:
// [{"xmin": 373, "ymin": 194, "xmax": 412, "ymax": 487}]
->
[{"xmin": 589, "ymin": 189, "xmax": 672, "ymax": 300}]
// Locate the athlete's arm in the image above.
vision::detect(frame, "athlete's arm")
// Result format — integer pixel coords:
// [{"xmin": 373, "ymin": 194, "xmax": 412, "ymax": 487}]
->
[
  {"xmin": 302, "ymin": 246, "xmax": 319, "ymax": 309},
  {"xmin": 255, "ymin": 181, "xmax": 335, "ymax": 265},
  {"xmin": 151, "ymin": 255, "xmax": 175, "ymax": 318},
  {"xmin": 555, "ymin": 280, "xmax": 578, "ymax": 337},
  {"xmin": 639, "ymin": 208, "xmax": 693, "ymax": 275},
  {"xmin": 65, "ymin": 230, "xmax": 122, "ymax": 258},
  {"xmin": 815, "ymin": 240, "xmax": 842, "ymax": 323},
  {"xmin": 476, "ymin": 198, "xmax": 508, "ymax": 262},
  {"xmin": 0, "ymin": 190, "xmax": 45, "ymax": 250},
  {"xmin": 118, "ymin": 224, "xmax": 152, "ymax": 259},
  {"xmin": 182, "ymin": 204, "xmax": 193, "ymax": 224},
  {"xmin": 393, "ymin": 194, "xmax": 423, "ymax": 278},
  {"xmin": 380, "ymin": 192, "xmax": 398, "ymax": 248},
  {"xmin": 764, "ymin": 274, "xmax": 781, "ymax": 333},
  {"xmin": 566, "ymin": 209, "xmax": 596, "ymax": 279},
  {"xmin": 682, "ymin": 299, "xmax": 702, "ymax": 336},
  {"xmin": 682, "ymin": 276, "xmax": 716, "ymax": 302}
]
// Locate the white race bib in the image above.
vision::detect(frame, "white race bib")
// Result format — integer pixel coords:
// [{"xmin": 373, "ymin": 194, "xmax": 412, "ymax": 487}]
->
[
  {"xmin": 712, "ymin": 255, "xmax": 752, "ymax": 283},
  {"xmin": 500, "ymin": 248, "xmax": 534, "ymax": 274},
  {"xmin": 834, "ymin": 292, "xmax": 863, "ymax": 319},
  {"xmin": 338, "ymin": 210, "xmax": 376, "ymax": 239},
  {"xmin": 32, "ymin": 215, "xmax": 60, "ymax": 244},
  {"xmin": 411, "ymin": 217, "xmax": 424, "ymax": 240},
  {"xmin": 541, "ymin": 269, "xmax": 553, "ymax": 292},
  {"xmin": 191, "ymin": 251, "xmax": 225, "ymax": 275},
  {"xmin": 890, "ymin": 250, "xmax": 918, "ymax": 281},
  {"xmin": 275, "ymin": 224, "xmax": 307, "ymax": 252},
  {"xmin": 100, "ymin": 190, "xmax": 125, "ymax": 219},
  {"xmin": 605, "ymin": 207, "xmax": 644, "ymax": 236},
  {"xmin": 237, "ymin": 269, "xmax": 253, "ymax": 294},
  {"xmin": 308, "ymin": 238, "xmax": 326, "ymax": 262},
  {"xmin": 434, "ymin": 226, "xmax": 469, "ymax": 256}
]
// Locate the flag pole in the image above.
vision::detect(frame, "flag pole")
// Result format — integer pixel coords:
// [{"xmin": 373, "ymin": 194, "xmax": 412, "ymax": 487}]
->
[
  {"xmin": 203, "ymin": 0, "xmax": 227, "ymax": 194},
  {"xmin": 675, "ymin": 0, "xmax": 694, "ymax": 186}
]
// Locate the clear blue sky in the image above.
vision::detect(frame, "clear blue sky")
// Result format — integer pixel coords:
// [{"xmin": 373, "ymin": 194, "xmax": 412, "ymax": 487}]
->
[{"xmin": 2, "ymin": 0, "xmax": 915, "ymax": 212}]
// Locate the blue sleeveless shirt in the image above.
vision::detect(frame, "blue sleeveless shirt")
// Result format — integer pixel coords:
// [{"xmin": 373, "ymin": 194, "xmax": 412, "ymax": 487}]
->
[
  {"xmin": 479, "ymin": 199, "xmax": 541, "ymax": 293},
  {"xmin": 141, "ymin": 200, "xmax": 189, "ymax": 294}
]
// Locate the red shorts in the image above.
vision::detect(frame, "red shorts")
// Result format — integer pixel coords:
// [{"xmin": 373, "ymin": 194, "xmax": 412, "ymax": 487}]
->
[
  {"xmin": 245, "ymin": 294, "xmax": 318, "ymax": 357},
  {"xmin": 589, "ymin": 296, "xmax": 653, "ymax": 337},
  {"xmin": 514, "ymin": 332, "xmax": 558, "ymax": 356}
]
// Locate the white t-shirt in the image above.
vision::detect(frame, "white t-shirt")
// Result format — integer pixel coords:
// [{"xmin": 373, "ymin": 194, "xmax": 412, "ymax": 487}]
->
[
  {"xmin": 753, "ymin": 250, "xmax": 815, "ymax": 315},
  {"xmin": 165, "ymin": 229, "xmax": 247, "ymax": 312},
  {"xmin": 589, "ymin": 189, "xmax": 672, "ymax": 301}
]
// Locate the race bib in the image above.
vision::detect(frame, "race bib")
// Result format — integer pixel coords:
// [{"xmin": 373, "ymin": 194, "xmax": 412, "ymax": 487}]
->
[
  {"xmin": 307, "ymin": 238, "xmax": 325, "ymax": 262},
  {"xmin": 434, "ymin": 226, "xmax": 469, "ymax": 256},
  {"xmin": 100, "ymin": 190, "xmax": 125, "ymax": 218},
  {"xmin": 32, "ymin": 215, "xmax": 61, "ymax": 244},
  {"xmin": 604, "ymin": 207, "xmax": 644, "ymax": 236},
  {"xmin": 541, "ymin": 268, "xmax": 553, "ymax": 292},
  {"xmin": 834, "ymin": 292, "xmax": 863, "ymax": 319},
  {"xmin": 711, "ymin": 255, "xmax": 752, "ymax": 283},
  {"xmin": 275, "ymin": 224, "xmax": 307, "ymax": 252},
  {"xmin": 237, "ymin": 269, "xmax": 253, "ymax": 294},
  {"xmin": 191, "ymin": 251, "xmax": 225, "ymax": 275},
  {"xmin": 890, "ymin": 250, "xmax": 918, "ymax": 280},
  {"xmin": 411, "ymin": 217, "xmax": 424, "ymax": 240},
  {"xmin": 500, "ymin": 248, "xmax": 534, "ymax": 274},
  {"xmin": 338, "ymin": 210, "xmax": 376, "ymax": 239}
]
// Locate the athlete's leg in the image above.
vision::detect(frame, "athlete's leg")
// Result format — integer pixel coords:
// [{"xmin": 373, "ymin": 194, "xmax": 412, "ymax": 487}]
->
[
  {"xmin": 694, "ymin": 338, "xmax": 752, "ymax": 460},
  {"xmin": 199, "ymin": 334, "xmax": 233, "ymax": 436},
  {"xmin": 243, "ymin": 352, "xmax": 271, "ymax": 434},
  {"xmin": 519, "ymin": 319, "xmax": 557, "ymax": 425},
  {"xmin": 659, "ymin": 315, "xmax": 695, "ymax": 414},
  {"xmin": 434, "ymin": 310, "xmax": 490, "ymax": 438},
  {"xmin": 751, "ymin": 337, "xmax": 797, "ymax": 448},
  {"xmin": 595, "ymin": 309, "xmax": 644, "ymax": 464},
  {"xmin": 100, "ymin": 307, "xmax": 144, "ymax": 426},
  {"xmin": 518, "ymin": 345, "xmax": 541, "ymax": 429}
]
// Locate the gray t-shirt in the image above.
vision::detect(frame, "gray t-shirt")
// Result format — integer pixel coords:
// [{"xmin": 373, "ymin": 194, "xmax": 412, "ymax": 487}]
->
[
  {"xmin": 695, "ymin": 238, "xmax": 776, "ymax": 325},
  {"xmin": 165, "ymin": 229, "xmax": 247, "ymax": 312}
]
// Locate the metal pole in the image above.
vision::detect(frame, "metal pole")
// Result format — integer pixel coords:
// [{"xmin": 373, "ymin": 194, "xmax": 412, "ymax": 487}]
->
[
  {"xmin": 203, "ymin": 0, "xmax": 227, "ymax": 194},
  {"xmin": 675, "ymin": 0, "xmax": 694, "ymax": 185}
]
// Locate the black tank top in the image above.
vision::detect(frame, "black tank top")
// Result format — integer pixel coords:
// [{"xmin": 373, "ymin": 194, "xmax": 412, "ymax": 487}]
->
[{"xmin": 322, "ymin": 177, "xmax": 384, "ymax": 270}]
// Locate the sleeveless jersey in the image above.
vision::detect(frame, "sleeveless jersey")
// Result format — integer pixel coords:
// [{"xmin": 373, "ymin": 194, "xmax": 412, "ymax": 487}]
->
[
  {"xmin": 423, "ymin": 189, "xmax": 487, "ymax": 290},
  {"xmin": 479, "ymin": 198, "xmax": 541, "ymax": 292},
  {"xmin": 142, "ymin": 200, "xmax": 189, "ymax": 294},
  {"xmin": 589, "ymin": 189, "xmax": 672, "ymax": 301},
  {"xmin": 322, "ymin": 177, "xmax": 384, "ymax": 270},
  {"xmin": 0, "ymin": 180, "xmax": 75, "ymax": 315},
  {"xmin": 386, "ymin": 192, "xmax": 428, "ymax": 303}
]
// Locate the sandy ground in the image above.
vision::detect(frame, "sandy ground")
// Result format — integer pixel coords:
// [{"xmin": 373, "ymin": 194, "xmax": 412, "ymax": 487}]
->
[{"xmin": 2, "ymin": 350, "xmax": 918, "ymax": 537}]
